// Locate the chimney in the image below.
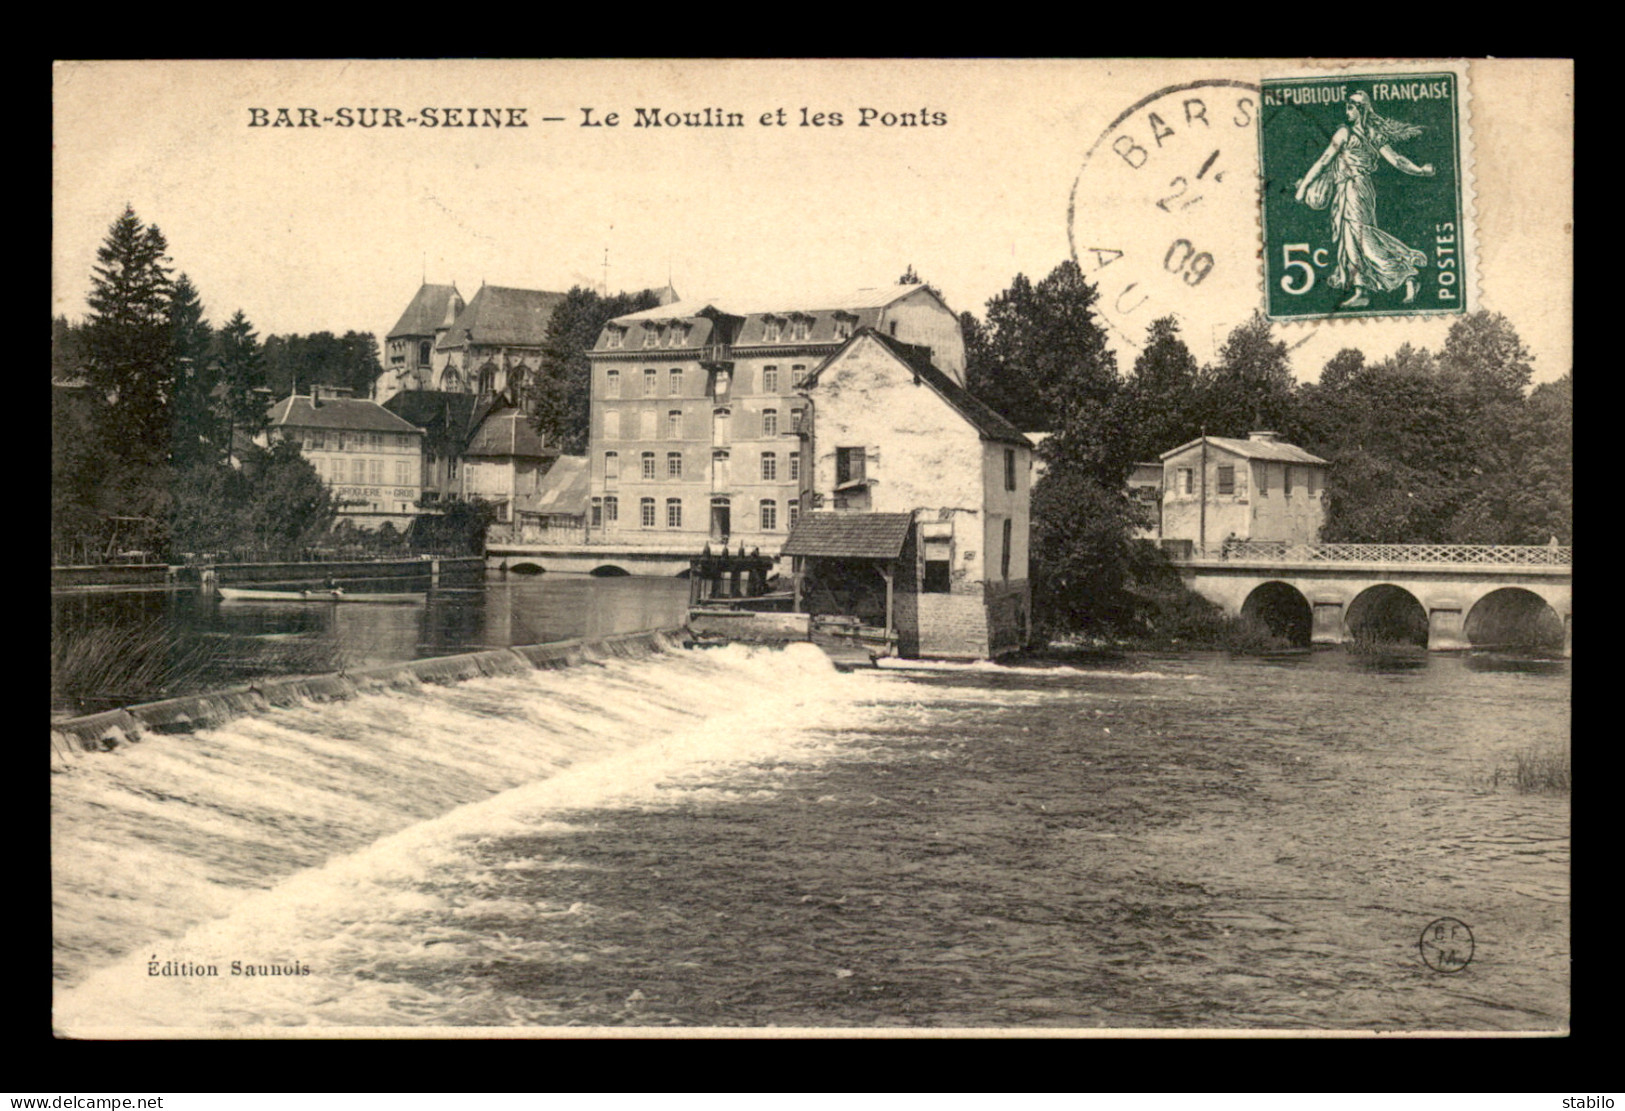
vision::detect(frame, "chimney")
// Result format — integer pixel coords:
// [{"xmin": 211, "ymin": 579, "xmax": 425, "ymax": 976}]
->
[{"xmin": 1248, "ymin": 430, "xmax": 1282, "ymax": 443}]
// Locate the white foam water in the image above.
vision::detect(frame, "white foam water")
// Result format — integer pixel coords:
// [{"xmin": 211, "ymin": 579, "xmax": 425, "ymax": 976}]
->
[{"xmin": 53, "ymin": 642, "xmax": 923, "ymax": 1032}]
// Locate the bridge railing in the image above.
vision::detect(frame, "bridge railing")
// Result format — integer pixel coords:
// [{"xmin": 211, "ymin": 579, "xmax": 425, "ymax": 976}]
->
[{"xmin": 1180, "ymin": 541, "xmax": 1572, "ymax": 566}]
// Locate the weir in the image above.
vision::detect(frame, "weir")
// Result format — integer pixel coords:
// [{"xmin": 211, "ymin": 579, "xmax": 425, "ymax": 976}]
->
[{"xmin": 51, "ymin": 627, "xmax": 687, "ymax": 759}]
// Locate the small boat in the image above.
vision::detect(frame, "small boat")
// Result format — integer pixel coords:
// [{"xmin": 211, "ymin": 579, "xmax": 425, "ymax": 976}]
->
[{"xmin": 217, "ymin": 586, "xmax": 426, "ymax": 604}]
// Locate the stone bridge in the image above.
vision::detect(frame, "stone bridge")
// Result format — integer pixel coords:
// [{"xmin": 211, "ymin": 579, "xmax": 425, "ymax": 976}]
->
[
  {"xmin": 486, "ymin": 542, "xmax": 698, "ymax": 578},
  {"xmin": 1170, "ymin": 543, "xmax": 1572, "ymax": 654}
]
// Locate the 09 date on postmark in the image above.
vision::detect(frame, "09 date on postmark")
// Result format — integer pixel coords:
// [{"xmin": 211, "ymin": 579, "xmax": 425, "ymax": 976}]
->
[{"xmin": 1260, "ymin": 63, "xmax": 1474, "ymax": 322}]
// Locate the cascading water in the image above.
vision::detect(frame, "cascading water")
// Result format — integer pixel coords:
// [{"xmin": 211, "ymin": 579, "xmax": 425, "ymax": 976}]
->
[{"xmin": 53, "ymin": 640, "xmax": 894, "ymax": 1030}]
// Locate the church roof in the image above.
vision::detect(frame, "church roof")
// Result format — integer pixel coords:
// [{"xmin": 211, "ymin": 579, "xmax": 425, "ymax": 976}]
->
[
  {"xmin": 387, "ymin": 284, "xmax": 464, "ymax": 340},
  {"xmin": 437, "ymin": 285, "xmax": 567, "ymax": 350}
]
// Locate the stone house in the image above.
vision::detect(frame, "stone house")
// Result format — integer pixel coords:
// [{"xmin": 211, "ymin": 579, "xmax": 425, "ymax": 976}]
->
[
  {"xmin": 264, "ymin": 386, "xmax": 425, "ymax": 530},
  {"xmin": 784, "ymin": 328, "xmax": 1033, "ymax": 659},
  {"xmin": 1159, "ymin": 432, "xmax": 1329, "ymax": 555}
]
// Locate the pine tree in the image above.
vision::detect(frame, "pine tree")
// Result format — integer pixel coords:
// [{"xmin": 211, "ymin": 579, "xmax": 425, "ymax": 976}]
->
[
  {"xmin": 1113, "ymin": 316, "xmax": 1203, "ymax": 464},
  {"xmin": 168, "ymin": 273, "xmax": 216, "ymax": 466},
  {"xmin": 83, "ymin": 206, "xmax": 174, "ymax": 456},
  {"xmin": 213, "ymin": 310, "xmax": 267, "ymax": 465}
]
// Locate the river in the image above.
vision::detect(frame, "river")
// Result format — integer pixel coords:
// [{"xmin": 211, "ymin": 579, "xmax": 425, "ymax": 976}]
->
[{"xmin": 51, "ymin": 624, "xmax": 1569, "ymax": 1034}]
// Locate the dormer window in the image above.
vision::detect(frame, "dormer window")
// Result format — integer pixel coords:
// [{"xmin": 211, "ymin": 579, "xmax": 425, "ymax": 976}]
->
[
  {"xmin": 832, "ymin": 312, "xmax": 858, "ymax": 340},
  {"xmin": 666, "ymin": 323, "xmax": 687, "ymax": 347},
  {"xmin": 761, "ymin": 316, "xmax": 782, "ymax": 343},
  {"xmin": 643, "ymin": 324, "xmax": 659, "ymax": 347},
  {"xmin": 789, "ymin": 315, "xmax": 812, "ymax": 341},
  {"xmin": 605, "ymin": 327, "xmax": 624, "ymax": 349}
]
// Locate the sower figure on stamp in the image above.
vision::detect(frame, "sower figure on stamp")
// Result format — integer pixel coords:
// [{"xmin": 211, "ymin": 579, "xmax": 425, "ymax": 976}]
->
[{"xmin": 1294, "ymin": 91, "xmax": 1436, "ymax": 308}]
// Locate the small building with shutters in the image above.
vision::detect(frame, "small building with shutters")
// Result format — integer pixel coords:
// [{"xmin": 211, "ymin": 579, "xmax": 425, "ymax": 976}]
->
[
  {"xmin": 783, "ymin": 328, "xmax": 1033, "ymax": 659},
  {"xmin": 1158, "ymin": 432, "xmax": 1329, "ymax": 556}
]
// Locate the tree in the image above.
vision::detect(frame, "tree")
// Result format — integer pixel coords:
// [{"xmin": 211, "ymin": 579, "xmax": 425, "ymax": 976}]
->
[
  {"xmin": 167, "ymin": 273, "xmax": 217, "ymax": 466},
  {"xmin": 237, "ymin": 440, "xmax": 334, "ymax": 555},
  {"xmin": 1112, "ymin": 316, "xmax": 1204, "ymax": 464},
  {"xmin": 1028, "ymin": 464, "xmax": 1144, "ymax": 631},
  {"xmin": 1438, "ymin": 310, "xmax": 1534, "ymax": 407},
  {"xmin": 967, "ymin": 260, "xmax": 1120, "ymax": 478},
  {"xmin": 1198, "ymin": 311, "xmax": 1297, "ymax": 438},
  {"xmin": 213, "ymin": 310, "xmax": 267, "ymax": 464},
  {"xmin": 527, "ymin": 286, "xmax": 660, "ymax": 453},
  {"xmin": 82, "ymin": 206, "xmax": 174, "ymax": 456}
]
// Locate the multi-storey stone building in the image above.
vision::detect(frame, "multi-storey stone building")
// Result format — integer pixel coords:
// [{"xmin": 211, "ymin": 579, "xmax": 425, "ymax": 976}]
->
[
  {"xmin": 1158, "ymin": 432, "xmax": 1330, "ymax": 556},
  {"xmin": 264, "ymin": 386, "xmax": 426, "ymax": 530},
  {"xmin": 584, "ymin": 283, "xmax": 966, "ymax": 552}
]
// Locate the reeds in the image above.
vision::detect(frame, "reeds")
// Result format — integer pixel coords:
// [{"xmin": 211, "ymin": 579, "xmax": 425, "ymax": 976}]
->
[
  {"xmin": 1511, "ymin": 745, "xmax": 1571, "ymax": 794},
  {"xmin": 52, "ymin": 618, "xmax": 342, "ymax": 714}
]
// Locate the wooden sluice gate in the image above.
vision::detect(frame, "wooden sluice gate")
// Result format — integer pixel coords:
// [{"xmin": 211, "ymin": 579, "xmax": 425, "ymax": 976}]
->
[{"xmin": 686, "ymin": 544, "xmax": 811, "ymax": 647}]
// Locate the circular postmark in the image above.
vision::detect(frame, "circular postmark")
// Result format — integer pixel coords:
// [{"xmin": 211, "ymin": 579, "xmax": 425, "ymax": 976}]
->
[
  {"xmin": 1067, "ymin": 79, "xmax": 1262, "ymax": 357},
  {"xmin": 1418, "ymin": 916, "xmax": 1474, "ymax": 973}
]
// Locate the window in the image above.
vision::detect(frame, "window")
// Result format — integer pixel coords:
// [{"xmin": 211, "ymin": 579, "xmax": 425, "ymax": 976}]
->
[
  {"xmin": 888, "ymin": 321, "xmax": 898, "ymax": 336},
  {"xmin": 370, "ymin": 459, "xmax": 383, "ymax": 484},
  {"xmin": 591, "ymin": 497, "xmax": 603, "ymax": 527},
  {"xmin": 1309, "ymin": 468, "xmax": 1321, "ymax": 495},
  {"xmin": 1004, "ymin": 448, "xmax": 1017, "ymax": 492},
  {"xmin": 604, "ymin": 410, "xmax": 621, "ymax": 439},
  {"xmin": 605, "ymin": 369, "xmax": 621, "ymax": 398},
  {"xmin": 1001, "ymin": 518, "xmax": 1013, "ymax": 581},
  {"xmin": 668, "ymin": 410, "xmax": 683, "ymax": 438},
  {"xmin": 833, "ymin": 319, "xmax": 852, "ymax": 341},
  {"xmin": 669, "ymin": 368, "xmax": 682, "ymax": 396},
  {"xmin": 396, "ymin": 460, "xmax": 409, "ymax": 485},
  {"xmin": 641, "ymin": 451, "xmax": 656, "ymax": 480},
  {"xmin": 791, "ymin": 365, "xmax": 809, "ymax": 387},
  {"xmin": 788, "ymin": 499, "xmax": 799, "ymax": 528},
  {"xmin": 640, "ymin": 497, "xmax": 656, "ymax": 527},
  {"xmin": 667, "ymin": 451, "xmax": 682, "ymax": 478},
  {"xmin": 606, "ymin": 327, "xmax": 624, "ymax": 349},
  {"xmin": 712, "ymin": 449, "xmax": 731, "ymax": 486},
  {"xmin": 314, "ymin": 458, "xmax": 325, "ymax": 479},
  {"xmin": 713, "ymin": 408, "xmax": 731, "ymax": 445},
  {"xmin": 1257, "ymin": 464, "xmax": 1269, "ymax": 496},
  {"xmin": 761, "ymin": 409, "xmax": 778, "ymax": 437},
  {"xmin": 790, "ymin": 406, "xmax": 804, "ymax": 431},
  {"xmin": 643, "ymin": 326, "xmax": 658, "ymax": 348},
  {"xmin": 604, "ymin": 495, "xmax": 618, "ymax": 522},
  {"xmin": 762, "ymin": 365, "xmax": 779, "ymax": 392},
  {"xmin": 448, "ymin": 456, "xmax": 458, "ymax": 479},
  {"xmin": 666, "ymin": 498, "xmax": 683, "ymax": 528},
  {"xmin": 761, "ymin": 452, "xmax": 777, "ymax": 481},
  {"xmin": 790, "ymin": 317, "xmax": 810, "ymax": 341},
  {"xmin": 762, "ymin": 317, "xmax": 782, "ymax": 342},
  {"xmin": 639, "ymin": 410, "xmax": 657, "ymax": 440},
  {"xmin": 836, "ymin": 446, "xmax": 866, "ymax": 486},
  {"xmin": 760, "ymin": 499, "xmax": 777, "ymax": 531},
  {"xmin": 419, "ymin": 340, "xmax": 431, "ymax": 365},
  {"xmin": 1217, "ymin": 465, "xmax": 1235, "ymax": 495},
  {"xmin": 1179, "ymin": 467, "xmax": 1194, "ymax": 495},
  {"xmin": 644, "ymin": 368, "xmax": 659, "ymax": 396},
  {"xmin": 789, "ymin": 451, "xmax": 800, "ymax": 482},
  {"xmin": 1283, "ymin": 466, "xmax": 1294, "ymax": 496},
  {"xmin": 667, "ymin": 324, "xmax": 686, "ymax": 347},
  {"xmin": 604, "ymin": 451, "xmax": 619, "ymax": 480}
]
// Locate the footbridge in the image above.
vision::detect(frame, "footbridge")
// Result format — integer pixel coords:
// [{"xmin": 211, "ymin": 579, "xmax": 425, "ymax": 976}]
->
[{"xmin": 1170, "ymin": 542, "xmax": 1572, "ymax": 654}]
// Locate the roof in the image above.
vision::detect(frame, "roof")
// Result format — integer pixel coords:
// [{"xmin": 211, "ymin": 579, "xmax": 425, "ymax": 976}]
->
[
  {"xmin": 1159, "ymin": 436, "xmax": 1328, "ymax": 465},
  {"xmin": 782, "ymin": 512, "xmax": 915, "ymax": 559},
  {"xmin": 388, "ymin": 284, "xmax": 464, "ymax": 340},
  {"xmin": 382, "ymin": 390, "xmax": 479, "ymax": 447},
  {"xmin": 267, "ymin": 394, "xmax": 424, "ymax": 434},
  {"xmin": 810, "ymin": 329, "xmax": 1033, "ymax": 448},
  {"xmin": 610, "ymin": 283, "xmax": 936, "ymax": 324},
  {"xmin": 437, "ymin": 285, "xmax": 566, "ymax": 350},
  {"xmin": 516, "ymin": 456, "xmax": 590, "ymax": 516},
  {"xmin": 464, "ymin": 406, "xmax": 552, "ymax": 458}
]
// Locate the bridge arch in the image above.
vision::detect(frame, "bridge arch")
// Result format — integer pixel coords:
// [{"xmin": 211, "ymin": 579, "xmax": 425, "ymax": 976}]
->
[
  {"xmin": 1345, "ymin": 584, "xmax": 1429, "ymax": 647},
  {"xmin": 589, "ymin": 564, "xmax": 631, "ymax": 577},
  {"xmin": 508, "ymin": 561, "xmax": 544, "ymax": 575},
  {"xmin": 1465, "ymin": 588, "xmax": 1565, "ymax": 651},
  {"xmin": 1240, "ymin": 581, "xmax": 1312, "ymax": 647}
]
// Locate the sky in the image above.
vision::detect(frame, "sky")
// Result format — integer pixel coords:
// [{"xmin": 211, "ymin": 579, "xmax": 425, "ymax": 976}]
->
[{"xmin": 53, "ymin": 59, "xmax": 1572, "ymax": 383}]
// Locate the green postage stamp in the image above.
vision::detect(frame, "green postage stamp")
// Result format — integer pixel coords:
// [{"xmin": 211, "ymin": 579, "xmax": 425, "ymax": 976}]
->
[{"xmin": 1260, "ymin": 64, "xmax": 1473, "ymax": 321}]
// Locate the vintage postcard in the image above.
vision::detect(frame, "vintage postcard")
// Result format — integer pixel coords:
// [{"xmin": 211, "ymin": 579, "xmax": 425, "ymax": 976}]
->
[{"xmin": 51, "ymin": 59, "xmax": 1572, "ymax": 1039}]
